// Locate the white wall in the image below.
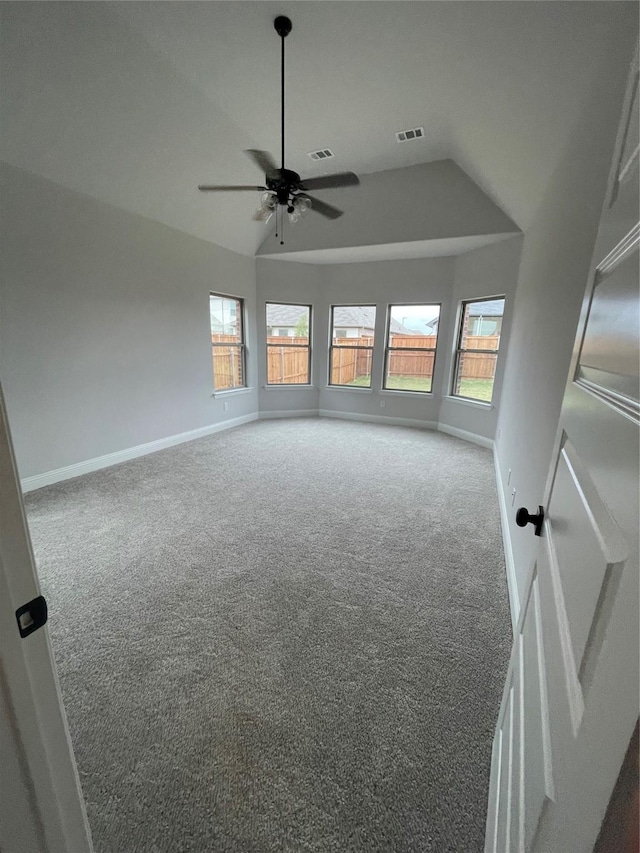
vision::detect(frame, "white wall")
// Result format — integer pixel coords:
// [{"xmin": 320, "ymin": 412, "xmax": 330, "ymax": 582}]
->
[
  {"xmin": 438, "ymin": 236, "xmax": 523, "ymax": 441},
  {"xmin": 1, "ymin": 163, "xmax": 520, "ymax": 484},
  {"xmin": 0, "ymin": 163, "xmax": 258, "ymax": 479},
  {"xmin": 258, "ymin": 256, "xmax": 456, "ymax": 425},
  {"xmin": 317, "ymin": 258, "xmax": 453, "ymax": 425},
  {"xmin": 257, "ymin": 259, "xmax": 321, "ymax": 415},
  {"xmin": 495, "ymin": 30, "xmax": 638, "ymax": 609},
  {"xmin": 257, "ymin": 249, "xmax": 525, "ymax": 438}
]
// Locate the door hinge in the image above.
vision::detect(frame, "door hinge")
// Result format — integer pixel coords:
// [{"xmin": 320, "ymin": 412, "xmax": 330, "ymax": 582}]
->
[{"xmin": 15, "ymin": 595, "xmax": 48, "ymax": 639}]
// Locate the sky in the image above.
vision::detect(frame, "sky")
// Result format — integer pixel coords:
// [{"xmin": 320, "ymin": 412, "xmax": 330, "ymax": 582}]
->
[{"xmin": 390, "ymin": 304, "xmax": 440, "ymax": 331}]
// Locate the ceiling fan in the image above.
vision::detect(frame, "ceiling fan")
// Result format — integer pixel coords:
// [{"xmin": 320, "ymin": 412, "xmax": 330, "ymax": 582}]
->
[{"xmin": 198, "ymin": 15, "xmax": 360, "ymax": 242}]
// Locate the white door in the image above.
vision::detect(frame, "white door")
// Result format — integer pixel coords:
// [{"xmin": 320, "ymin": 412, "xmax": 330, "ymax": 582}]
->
[
  {"xmin": 0, "ymin": 383, "xmax": 92, "ymax": 853},
  {"xmin": 485, "ymin": 55, "xmax": 639, "ymax": 853}
]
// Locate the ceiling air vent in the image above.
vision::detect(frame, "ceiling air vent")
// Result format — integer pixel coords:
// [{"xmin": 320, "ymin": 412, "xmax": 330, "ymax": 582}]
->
[
  {"xmin": 395, "ymin": 126, "xmax": 424, "ymax": 143},
  {"xmin": 307, "ymin": 148, "xmax": 334, "ymax": 161}
]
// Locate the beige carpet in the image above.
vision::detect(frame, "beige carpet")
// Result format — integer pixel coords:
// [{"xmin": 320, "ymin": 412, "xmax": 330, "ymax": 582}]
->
[{"xmin": 25, "ymin": 418, "xmax": 511, "ymax": 852}]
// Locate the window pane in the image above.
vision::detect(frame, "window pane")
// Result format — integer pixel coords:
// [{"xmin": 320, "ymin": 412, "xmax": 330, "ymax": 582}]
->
[
  {"xmin": 210, "ymin": 293, "xmax": 245, "ymax": 391},
  {"xmin": 388, "ymin": 304, "xmax": 440, "ymax": 346},
  {"xmin": 267, "ymin": 345, "xmax": 310, "ymax": 384},
  {"xmin": 461, "ymin": 299, "xmax": 504, "ymax": 350},
  {"xmin": 330, "ymin": 347, "xmax": 373, "ymax": 387},
  {"xmin": 385, "ymin": 350, "xmax": 435, "ymax": 392},
  {"xmin": 210, "ymin": 294, "xmax": 242, "ymax": 343},
  {"xmin": 331, "ymin": 306, "xmax": 376, "ymax": 346},
  {"xmin": 455, "ymin": 351, "xmax": 498, "ymax": 401},
  {"xmin": 266, "ymin": 303, "xmax": 310, "ymax": 345},
  {"xmin": 383, "ymin": 304, "xmax": 439, "ymax": 392},
  {"xmin": 212, "ymin": 345, "xmax": 244, "ymax": 390}
]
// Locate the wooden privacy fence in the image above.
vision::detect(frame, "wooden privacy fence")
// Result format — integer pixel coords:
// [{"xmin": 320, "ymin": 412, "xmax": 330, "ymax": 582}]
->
[
  {"xmin": 212, "ymin": 333, "xmax": 499, "ymax": 386},
  {"xmin": 459, "ymin": 335, "xmax": 499, "ymax": 380},
  {"xmin": 212, "ymin": 334, "xmax": 243, "ymax": 389},
  {"xmin": 388, "ymin": 349, "xmax": 435, "ymax": 378},
  {"xmin": 459, "ymin": 351, "xmax": 498, "ymax": 379},
  {"xmin": 331, "ymin": 343, "xmax": 374, "ymax": 385},
  {"xmin": 266, "ymin": 337, "xmax": 310, "ymax": 384}
]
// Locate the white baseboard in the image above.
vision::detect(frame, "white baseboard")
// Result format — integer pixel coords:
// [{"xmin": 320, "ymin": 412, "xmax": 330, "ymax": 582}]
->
[
  {"xmin": 493, "ymin": 448, "xmax": 520, "ymax": 631},
  {"xmin": 21, "ymin": 413, "xmax": 259, "ymax": 492},
  {"xmin": 21, "ymin": 409, "xmax": 498, "ymax": 515},
  {"xmin": 437, "ymin": 423, "xmax": 494, "ymax": 450},
  {"xmin": 318, "ymin": 409, "xmax": 437, "ymax": 430},
  {"xmin": 258, "ymin": 409, "xmax": 319, "ymax": 420}
]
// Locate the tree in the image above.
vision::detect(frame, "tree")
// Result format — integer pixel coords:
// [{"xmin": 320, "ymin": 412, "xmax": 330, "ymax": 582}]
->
[{"xmin": 294, "ymin": 315, "xmax": 309, "ymax": 338}]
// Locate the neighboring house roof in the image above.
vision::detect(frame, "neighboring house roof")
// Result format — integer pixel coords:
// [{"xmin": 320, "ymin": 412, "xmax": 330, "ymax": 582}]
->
[
  {"xmin": 332, "ymin": 306, "xmax": 376, "ymax": 328},
  {"xmin": 332, "ymin": 306, "xmax": 412, "ymax": 334},
  {"xmin": 266, "ymin": 304, "xmax": 309, "ymax": 325},
  {"xmin": 266, "ymin": 303, "xmax": 415, "ymax": 334}
]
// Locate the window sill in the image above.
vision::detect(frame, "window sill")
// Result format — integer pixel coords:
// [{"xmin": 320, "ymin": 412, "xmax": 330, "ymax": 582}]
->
[
  {"xmin": 211, "ymin": 387, "xmax": 255, "ymax": 398},
  {"xmin": 323, "ymin": 385, "xmax": 373, "ymax": 394},
  {"xmin": 443, "ymin": 395, "xmax": 493, "ymax": 411},
  {"xmin": 262, "ymin": 384, "xmax": 317, "ymax": 391},
  {"xmin": 378, "ymin": 389, "xmax": 434, "ymax": 398}
]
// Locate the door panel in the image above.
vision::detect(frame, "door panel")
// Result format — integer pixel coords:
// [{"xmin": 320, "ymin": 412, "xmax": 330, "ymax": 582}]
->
[
  {"xmin": 485, "ymin": 52, "xmax": 639, "ymax": 853},
  {"xmin": 495, "ymin": 685, "xmax": 515, "ymax": 851},
  {"xmin": 489, "ymin": 573, "xmax": 556, "ymax": 853},
  {"xmin": 578, "ymin": 237, "xmax": 639, "ymax": 396},
  {"xmin": 509, "ymin": 639, "xmax": 523, "ymax": 851},
  {"xmin": 547, "ymin": 435, "xmax": 626, "ymax": 675},
  {"xmin": 521, "ymin": 574, "xmax": 553, "ymax": 851}
]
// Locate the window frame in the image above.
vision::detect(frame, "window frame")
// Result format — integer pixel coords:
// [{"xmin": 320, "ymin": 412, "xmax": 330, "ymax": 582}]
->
[
  {"xmin": 382, "ymin": 303, "xmax": 441, "ymax": 394},
  {"xmin": 451, "ymin": 295, "xmax": 506, "ymax": 404},
  {"xmin": 265, "ymin": 301, "xmax": 312, "ymax": 386},
  {"xmin": 210, "ymin": 292, "xmax": 247, "ymax": 392},
  {"xmin": 328, "ymin": 304, "xmax": 376, "ymax": 389}
]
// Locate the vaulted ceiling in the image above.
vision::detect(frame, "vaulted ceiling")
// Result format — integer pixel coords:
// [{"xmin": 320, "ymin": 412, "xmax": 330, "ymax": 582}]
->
[{"xmin": 0, "ymin": 2, "xmax": 634, "ymax": 259}]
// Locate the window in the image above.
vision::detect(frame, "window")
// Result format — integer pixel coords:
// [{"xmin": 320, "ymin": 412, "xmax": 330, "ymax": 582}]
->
[
  {"xmin": 266, "ymin": 303, "xmax": 311, "ymax": 385},
  {"xmin": 383, "ymin": 304, "xmax": 440, "ymax": 393},
  {"xmin": 210, "ymin": 293, "xmax": 246, "ymax": 391},
  {"xmin": 329, "ymin": 306, "xmax": 376, "ymax": 388},
  {"xmin": 452, "ymin": 297, "xmax": 505, "ymax": 402}
]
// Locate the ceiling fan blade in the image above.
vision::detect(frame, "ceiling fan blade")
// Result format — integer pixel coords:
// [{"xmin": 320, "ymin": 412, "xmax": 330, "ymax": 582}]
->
[
  {"xmin": 299, "ymin": 172, "xmax": 360, "ymax": 191},
  {"xmin": 244, "ymin": 149, "xmax": 279, "ymax": 176},
  {"xmin": 300, "ymin": 194, "xmax": 343, "ymax": 220},
  {"xmin": 198, "ymin": 185, "xmax": 266, "ymax": 192}
]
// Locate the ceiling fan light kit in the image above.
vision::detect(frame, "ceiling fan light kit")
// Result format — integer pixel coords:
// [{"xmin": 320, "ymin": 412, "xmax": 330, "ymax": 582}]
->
[{"xmin": 198, "ymin": 15, "xmax": 360, "ymax": 245}]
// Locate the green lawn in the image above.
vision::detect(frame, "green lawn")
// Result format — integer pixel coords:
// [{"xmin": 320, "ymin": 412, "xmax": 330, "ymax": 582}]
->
[
  {"xmin": 457, "ymin": 378, "xmax": 494, "ymax": 402},
  {"xmin": 345, "ymin": 374, "xmax": 373, "ymax": 387},
  {"xmin": 344, "ymin": 374, "xmax": 494, "ymax": 401},
  {"xmin": 346, "ymin": 375, "xmax": 431, "ymax": 391},
  {"xmin": 384, "ymin": 376, "xmax": 432, "ymax": 392}
]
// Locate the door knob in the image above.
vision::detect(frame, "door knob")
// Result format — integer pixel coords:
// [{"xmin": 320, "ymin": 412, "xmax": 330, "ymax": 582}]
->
[{"xmin": 516, "ymin": 505, "xmax": 544, "ymax": 537}]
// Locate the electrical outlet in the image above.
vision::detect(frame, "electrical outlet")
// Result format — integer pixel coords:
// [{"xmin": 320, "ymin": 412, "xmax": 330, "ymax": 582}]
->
[
  {"xmin": 380, "ymin": 400, "xmax": 386, "ymax": 408},
  {"xmin": 223, "ymin": 401, "xmax": 229, "ymax": 412},
  {"xmin": 511, "ymin": 488, "xmax": 517, "ymax": 507},
  {"xmin": 507, "ymin": 468, "xmax": 512, "ymax": 485}
]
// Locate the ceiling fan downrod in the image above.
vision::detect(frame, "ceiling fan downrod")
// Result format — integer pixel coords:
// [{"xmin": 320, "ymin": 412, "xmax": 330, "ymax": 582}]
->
[
  {"xmin": 274, "ymin": 16, "xmax": 292, "ymax": 172},
  {"xmin": 197, "ymin": 13, "xmax": 359, "ymax": 232}
]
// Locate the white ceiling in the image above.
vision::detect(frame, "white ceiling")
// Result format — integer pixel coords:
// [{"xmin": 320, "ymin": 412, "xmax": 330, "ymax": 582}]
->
[{"xmin": 0, "ymin": 2, "xmax": 634, "ymax": 259}]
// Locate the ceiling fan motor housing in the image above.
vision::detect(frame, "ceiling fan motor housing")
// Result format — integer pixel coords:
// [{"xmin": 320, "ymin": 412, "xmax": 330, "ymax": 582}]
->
[
  {"xmin": 274, "ymin": 16, "xmax": 292, "ymax": 37},
  {"xmin": 267, "ymin": 168, "xmax": 302, "ymax": 205}
]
